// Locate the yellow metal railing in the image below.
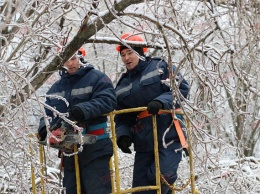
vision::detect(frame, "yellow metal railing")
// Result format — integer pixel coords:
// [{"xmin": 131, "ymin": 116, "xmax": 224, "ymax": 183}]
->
[
  {"xmin": 109, "ymin": 107, "xmax": 161, "ymax": 193},
  {"xmin": 28, "ymin": 133, "xmax": 45, "ymax": 194},
  {"xmin": 30, "ymin": 107, "xmax": 197, "ymax": 194},
  {"xmin": 39, "ymin": 144, "xmax": 45, "ymax": 194},
  {"xmin": 74, "ymin": 145, "xmax": 81, "ymax": 194},
  {"xmin": 29, "ymin": 136, "xmax": 36, "ymax": 194}
]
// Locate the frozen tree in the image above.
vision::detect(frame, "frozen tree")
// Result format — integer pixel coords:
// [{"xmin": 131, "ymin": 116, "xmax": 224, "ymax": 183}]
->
[{"xmin": 0, "ymin": 0, "xmax": 259, "ymax": 193}]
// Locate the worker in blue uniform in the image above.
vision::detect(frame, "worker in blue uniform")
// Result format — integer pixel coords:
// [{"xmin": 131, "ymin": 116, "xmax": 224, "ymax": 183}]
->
[
  {"xmin": 114, "ymin": 33, "xmax": 190, "ymax": 194},
  {"xmin": 37, "ymin": 47, "xmax": 117, "ymax": 194}
]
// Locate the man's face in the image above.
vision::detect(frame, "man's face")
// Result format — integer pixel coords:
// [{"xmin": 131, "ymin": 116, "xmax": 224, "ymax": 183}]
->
[
  {"xmin": 120, "ymin": 48, "xmax": 139, "ymax": 70},
  {"xmin": 63, "ymin": 55, "xmax": 80, "ymax": 74}
]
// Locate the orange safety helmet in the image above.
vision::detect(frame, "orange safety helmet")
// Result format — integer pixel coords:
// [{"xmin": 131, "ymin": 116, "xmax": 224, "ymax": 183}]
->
[
  {"xmin": 116, "ymin": 33, "xmax": 148, "ymax": 53},
  {"xmin": 57, "ymin": 45, "xmax": 86, "ymax": 57},
  {"xmin": 77, "ymin": 47, "xmax": 86, "ymax": 57}
]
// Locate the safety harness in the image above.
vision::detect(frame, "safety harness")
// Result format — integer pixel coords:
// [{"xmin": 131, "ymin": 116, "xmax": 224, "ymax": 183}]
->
[{"xmin": 137, "ymin": 109, "xmax": 188, "ymax": 150}]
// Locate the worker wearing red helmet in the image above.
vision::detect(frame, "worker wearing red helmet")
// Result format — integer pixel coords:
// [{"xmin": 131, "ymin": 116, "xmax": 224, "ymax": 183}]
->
[
  {"xmin": 37, "ymin": 46, "xmax": 117, "ymax": 193},
  {"xmin": 114, "ymin": 33, "xmax": 190, "ymax": 194}
]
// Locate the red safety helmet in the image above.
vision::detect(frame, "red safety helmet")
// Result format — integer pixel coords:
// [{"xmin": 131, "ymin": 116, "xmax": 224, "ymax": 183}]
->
[
  {"xmin": 57, "ymin": 45, "xmax": 86, "ymax": 57},
  {"xmin": 116, "ymin": 33, "xmax": 148, "ymax": 53}
]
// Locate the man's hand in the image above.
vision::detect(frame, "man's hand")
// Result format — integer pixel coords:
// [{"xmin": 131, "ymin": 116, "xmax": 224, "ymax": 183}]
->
[
  {"xmin": 147, "ymin": 101, "xmax": 162, "ymax": 115},
  {"xmin": 69, "ymin": 106, "xmax": 85, "ymax": 122},
  {"xmin": 117, "ymin": 136, "xmax": 132, "ymax": 154},
  {"xmin": 37, "ymin": 127, "xmax": 47, "ymax": 141}
]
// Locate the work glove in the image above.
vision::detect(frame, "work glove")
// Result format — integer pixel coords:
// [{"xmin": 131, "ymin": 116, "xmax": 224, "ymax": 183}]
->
[
  {"xmin": 38, "ymin": 127, "xmax": 47, "ymax": 141},
  {"xmin": 117, "ymin": 136, "xmax": 132, "ymax": 154},
  {"xmin": 147, "ymin": 101, "xmax": 162, "ymax": 115},
  {"xmin": 69, "ymin": 106, "xmax": 85, "ymax": 122}
]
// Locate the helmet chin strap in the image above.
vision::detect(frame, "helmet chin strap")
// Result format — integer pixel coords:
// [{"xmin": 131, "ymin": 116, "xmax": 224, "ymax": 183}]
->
[{"xmin": 62, "ymin": 66, "xmax": 69, "ymax": 71}]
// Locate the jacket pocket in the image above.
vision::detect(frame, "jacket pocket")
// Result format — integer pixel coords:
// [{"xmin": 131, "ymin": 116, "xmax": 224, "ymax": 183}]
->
[
  {"xmin": 116, "ymin": 87, "xmax": 131, "ymax": 102},
  {"xmin": 140, "ymin": 75, "xmax": 162, "ymax": 101}
]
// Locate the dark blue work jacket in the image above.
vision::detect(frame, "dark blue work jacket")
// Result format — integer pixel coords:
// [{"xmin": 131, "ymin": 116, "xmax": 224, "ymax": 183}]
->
[
  {"xmin": 115, "ymin": 57, "xmax": 190, "ymax": 152},
  {"xmin": 38, "ymin": 65, "xmax": 117, "ymax": 169}
]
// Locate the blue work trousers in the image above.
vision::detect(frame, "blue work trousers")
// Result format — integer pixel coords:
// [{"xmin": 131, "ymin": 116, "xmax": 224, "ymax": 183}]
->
[
  {"xmin": 132, "ymin": 141, "xmax": 182, "ymax": 194},
  {"xmin": 62, "ymin": 155, "xmax": 111, "ymax": 194}
]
